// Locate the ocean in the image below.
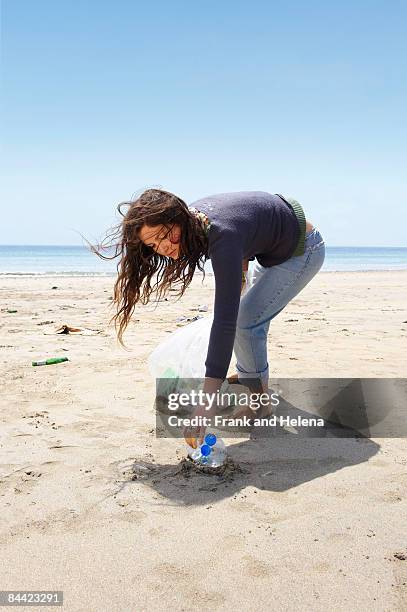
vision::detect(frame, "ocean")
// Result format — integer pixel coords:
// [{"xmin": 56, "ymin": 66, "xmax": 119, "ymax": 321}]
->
[{"xmin": 0, "ymin": 245, "xmax": 406, "ymax": 275}]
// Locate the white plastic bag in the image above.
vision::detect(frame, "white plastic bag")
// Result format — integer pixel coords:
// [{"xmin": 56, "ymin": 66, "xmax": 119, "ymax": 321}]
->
[
  {"xmin": 148, "ymin": 315, "xmax": 214, "ymax": 399},
  {"xmin": 148, "ymin": 315, "xmax": 214, "ymax": 380}
]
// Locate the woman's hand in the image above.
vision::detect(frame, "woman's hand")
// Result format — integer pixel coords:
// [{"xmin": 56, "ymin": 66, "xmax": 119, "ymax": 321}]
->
[
  {"xmin": 184, "ymin": 377, "xmax": 224, "ymax": 448},
  {"xmin": 183, "ymin": 402, "xmax": 216, "ymax": 448}
]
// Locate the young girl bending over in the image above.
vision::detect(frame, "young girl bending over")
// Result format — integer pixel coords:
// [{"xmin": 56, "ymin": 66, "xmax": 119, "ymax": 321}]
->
[{"xmin": 94, "ymin": 189, "xmax": 325, "ymax": 446}]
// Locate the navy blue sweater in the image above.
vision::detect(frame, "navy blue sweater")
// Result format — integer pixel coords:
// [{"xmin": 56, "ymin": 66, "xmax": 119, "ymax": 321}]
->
[{"xmin": 189, "ymin": 191, "xmax": 301, "ymax": 379}]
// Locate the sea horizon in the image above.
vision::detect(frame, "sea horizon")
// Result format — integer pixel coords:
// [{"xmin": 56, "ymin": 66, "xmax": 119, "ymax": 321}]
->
[{"xmin": 1, "ymin": 244, "xmax": 407, "ymax": 275}]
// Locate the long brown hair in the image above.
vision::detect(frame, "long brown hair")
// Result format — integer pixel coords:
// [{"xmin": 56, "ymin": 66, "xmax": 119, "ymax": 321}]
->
[{"xmin": 89, "ymin": 188, "xmax": 209, "ymax": 347}]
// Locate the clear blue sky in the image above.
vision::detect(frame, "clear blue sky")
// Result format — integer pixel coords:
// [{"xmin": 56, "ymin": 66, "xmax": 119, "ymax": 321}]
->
[{"xmin": 1, "ymin": 0, "xmax": 406, "ymax": 246}]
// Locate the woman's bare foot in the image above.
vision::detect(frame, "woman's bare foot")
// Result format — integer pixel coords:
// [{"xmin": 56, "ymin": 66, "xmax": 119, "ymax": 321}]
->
[
  {"xmin": 232, "ymin": 402, "xmax": 273, "ymax": 426},
  {"xmin": 224, "ymin": 374, "xmax": 274, "ymax": 427}
]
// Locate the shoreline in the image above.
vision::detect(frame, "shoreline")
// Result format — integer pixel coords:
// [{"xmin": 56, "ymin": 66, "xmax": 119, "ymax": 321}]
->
[{"xmin": 1, "ymin": 268, "xmax": 407, "ymax": 277}]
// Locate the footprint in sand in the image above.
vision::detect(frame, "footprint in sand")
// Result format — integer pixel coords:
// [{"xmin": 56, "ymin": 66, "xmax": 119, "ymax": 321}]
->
[
  {"xmin": 148, "ymin": 526, "xmax": 168, "ymax": 538},
  {"xmin": 241, "ymin": 554, "xmax": 274, "ymax": 578},
  {"xmin": 0, "ymin": 467, "xmax": 43, "ymax": 495},
  {"xmin": 221, "ymin": 533, "xmax": 246, "ymax": 551},
  {"xmin": 182, "ymin": 589, "xmax": 226, "ymax": 605},
  {"xmin": 116, "ymin": 510, "xmax": 148, "ymax": 523},
  {"xmin": 154, "ymin": 561, "xmax": 191, "ymax": 580}
]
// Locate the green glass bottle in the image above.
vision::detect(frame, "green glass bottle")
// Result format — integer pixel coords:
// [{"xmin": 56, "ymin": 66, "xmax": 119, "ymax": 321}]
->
[{"xmin": 32, "ymin": 357, "xmax": 69, "ymax": 367}]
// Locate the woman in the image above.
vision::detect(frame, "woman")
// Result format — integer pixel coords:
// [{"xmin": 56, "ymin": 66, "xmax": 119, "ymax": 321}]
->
[{"xmin": 93, "ymin": 188, "xmax": 325, "ymax": 447}]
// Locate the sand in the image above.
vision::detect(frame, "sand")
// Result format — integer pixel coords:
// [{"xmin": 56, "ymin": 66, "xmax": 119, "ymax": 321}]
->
[{"xmin": 0, "ymin": 270, "xmax": 406, "ymax": 611}]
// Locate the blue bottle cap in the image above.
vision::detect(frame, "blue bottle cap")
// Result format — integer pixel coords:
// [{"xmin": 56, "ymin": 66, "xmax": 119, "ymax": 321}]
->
[
  {"xmin": 205, "ymin": 433, "xmax": 217, "ymax": 446},
  {"xmin": 200, "ymin": 444, "xmax": 212, "ymax": 456}
]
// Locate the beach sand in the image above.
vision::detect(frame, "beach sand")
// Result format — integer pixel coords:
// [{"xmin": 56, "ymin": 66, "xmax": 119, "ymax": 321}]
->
[{"xmin": 1, "ymin": 271, "xmax": 406, "ymax": 611}]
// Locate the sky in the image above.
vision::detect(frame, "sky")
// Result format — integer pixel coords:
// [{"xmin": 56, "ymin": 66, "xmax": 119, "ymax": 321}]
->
[{"xmin": 1, "ymin": 0, "xmax": 406, "ymax": 247}]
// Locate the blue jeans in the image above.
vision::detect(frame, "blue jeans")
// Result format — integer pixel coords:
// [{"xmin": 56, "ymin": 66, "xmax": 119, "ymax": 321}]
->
[{"xmin": 233, "ymin": 227, "xmax": 326, "ymax": 386}]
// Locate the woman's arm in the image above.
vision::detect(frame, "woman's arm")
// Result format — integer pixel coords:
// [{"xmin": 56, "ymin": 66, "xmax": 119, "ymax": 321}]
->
[
  {"xmin": 185, "ymin": 250, "xmax": 245, "ymax": 446},
  {"xmin": 204, "ymin": 231, "xmax": 243, "ymax": 379}
]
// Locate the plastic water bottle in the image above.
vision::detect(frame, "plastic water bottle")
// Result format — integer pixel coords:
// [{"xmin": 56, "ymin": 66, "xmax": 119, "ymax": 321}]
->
[{"xmin": 187, "ymin": 433, "xmax": 227, "ymax": 468}]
